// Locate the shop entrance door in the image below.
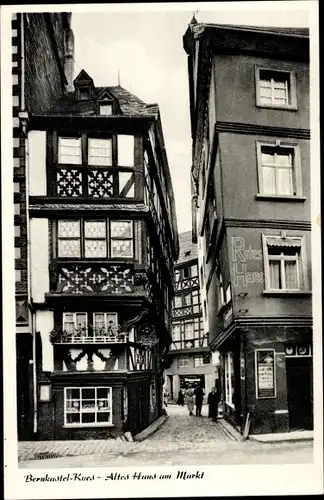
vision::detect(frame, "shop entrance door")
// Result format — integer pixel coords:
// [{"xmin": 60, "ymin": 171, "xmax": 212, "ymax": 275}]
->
[{"xmin": 286, "ymin": 357, "xmax": 313, "ymax": 431}]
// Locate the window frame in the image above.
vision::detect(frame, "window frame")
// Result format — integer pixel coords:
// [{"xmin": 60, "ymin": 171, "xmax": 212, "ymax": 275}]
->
[
  {"xmin": 256, "ymin": 140, "xmax": 303, "ymax": 198},
  {"xmin": 63, "ymin": 312, "xmax": 88, "ymax": 334},
  {"xmin": 262, "ymin": 234, "xmax": 308, "ymax": 292},
  {"xmin": 56, "ymin": 218, "xmax": 134, "ymax": 260},
  {"xmin": 64, "ymin": 386, "xmax": 113, "ymax": 427},
  {"xmin": 224, "ymin": 352, "xmax": 235, "ymax": 408},
  {"xmin": 58, "ymin": 136, "xmax": 82, "ymax": 165},
  {"xmin": 194, "ymin": 356, "xmax": 204, "ymax": 367},
  {"xmin": 255, "ymin": 66, "xmax": 297, "ymax": 110}
]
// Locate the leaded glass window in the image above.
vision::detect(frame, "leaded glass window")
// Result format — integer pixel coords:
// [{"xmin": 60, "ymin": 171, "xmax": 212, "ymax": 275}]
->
[
  {"xmin": 84, "ymin": 220, "xmax": 107, "ymax": 258},
  {"xmin": 64, "ymin": 387, "xmax": 112, "ymax": 426},
  {"xmin": 110, "ymin": 220, "xmax": 133, "ymax": 258},
  {"xmin": 58, "ymin": 220, "xmax": 81, "ymax": 258}
]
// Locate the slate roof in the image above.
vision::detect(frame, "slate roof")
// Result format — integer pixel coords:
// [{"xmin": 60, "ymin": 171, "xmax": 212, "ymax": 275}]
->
[
  {"xmin": 176, "ymin": 231, "xmax": 198, "ymax": 265},
  {"xmin": 193, "ymin": 23, "xmax": 309, "ymax": 38},
  {"xmin": 43, "ymin": 85, "xmax": 159, "ymax": 118}
]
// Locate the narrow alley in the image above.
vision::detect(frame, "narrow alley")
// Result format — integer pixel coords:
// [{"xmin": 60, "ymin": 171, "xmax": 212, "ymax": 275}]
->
[{"xmin": 19, "ymin": 405, "xmax": 312, "ymax": 468}]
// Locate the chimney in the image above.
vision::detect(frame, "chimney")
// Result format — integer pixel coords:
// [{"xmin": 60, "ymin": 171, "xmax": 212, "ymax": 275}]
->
[{"xmin": 64, "ymin": 25, "xmax": 75, "ymax": 93}]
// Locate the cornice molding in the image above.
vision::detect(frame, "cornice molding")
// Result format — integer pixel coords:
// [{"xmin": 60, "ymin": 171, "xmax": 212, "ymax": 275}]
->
[
  {"xmin": 223, "ymin": 218, "xmax": 311, "ymax": 231},
  {"xmin": 29, "ymin": 202, "xmax": 149, "ymax": 217},
  {"xmin": 215, "ymin": 121, "xmax": 310, "ymax": 140}
]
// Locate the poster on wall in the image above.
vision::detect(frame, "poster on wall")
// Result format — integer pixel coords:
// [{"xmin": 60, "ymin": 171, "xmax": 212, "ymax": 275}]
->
[{"xmin": 255, "ymin": 349, "xmax": 276, "ymax": 398}]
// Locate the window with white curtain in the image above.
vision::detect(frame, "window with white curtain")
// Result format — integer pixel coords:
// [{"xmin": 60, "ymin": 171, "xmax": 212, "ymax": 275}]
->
[
  {"xmin": 263, "ymin": 235, "xmax": 306, "ymax": 291},
  {"xmin": 257, "ymin": 141, "xmax": 302, "ymax": 197},
  {"xmin": 58, "ymin": 137, "xmax": 82, "ymax": 164},
  {"xmin": 88, "ymin": 138, "xmax": 112, "ymax": 166}
]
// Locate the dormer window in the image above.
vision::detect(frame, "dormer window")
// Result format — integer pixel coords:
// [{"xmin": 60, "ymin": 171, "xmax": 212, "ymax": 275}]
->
[
  {"xmin": 99, "ymin": 103, "xmax": 113, "ymax": 116},
  {"xmin": 79, "ymin": 87, "xmax": 90, "ymax": 101}
]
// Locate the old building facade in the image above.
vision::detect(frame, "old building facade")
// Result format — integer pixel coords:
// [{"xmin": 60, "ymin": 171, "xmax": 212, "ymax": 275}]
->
[
  {"xmin": 165, "ymin": 231, "xmax": 215, "ymax": 401},
  {"xmin": 26, "ymin": 68, "xmax": 178, "ymax": 440},
  {"xmin": 184, "ymin": 21, "xmax": 312, "ymax": 434},
  {"xmin": 12, "ymin": 12, "xmax": 74, "ymax": 440}
]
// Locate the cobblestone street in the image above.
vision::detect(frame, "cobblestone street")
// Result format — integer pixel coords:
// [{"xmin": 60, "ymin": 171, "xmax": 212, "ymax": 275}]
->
[{"xmin": 19, "ymin": 405, "xmax": 313, "ymax": 468}]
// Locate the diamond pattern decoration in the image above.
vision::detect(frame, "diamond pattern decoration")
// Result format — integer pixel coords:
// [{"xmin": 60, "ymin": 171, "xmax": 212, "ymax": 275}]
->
[
  {"xmin": 88, "ymin": 170, "xmax": 113, "ymax": 198},
  {"xmin": 56, "ymin": 169, "xmax": 83, "ymax": 197},
  {"xmin": 56, "ymin": 264, "xmax": 134, "ymax": 294}
]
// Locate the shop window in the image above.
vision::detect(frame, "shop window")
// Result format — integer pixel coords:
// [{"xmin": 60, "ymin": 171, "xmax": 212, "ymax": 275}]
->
[
  {"xmin": 194, "ymin": 356, "xmax": 204, "ymax": 367},
  {"xmin": 255, "ymin": 67, "xmax": 297, "ymax": 109},
  {"xmin": 257, "ymin": 142, "xmax": 302, "ymax": 197},
  {"xmin": 225, "ymin": 352, "xmax": 235, "ymax": 408},
  {"xmin": 58, "ymin": 137, "xmax": 82, "ymax": 165},
  {"xmin": 64, "ymin": 387, "xmax": 112, "ymax": 426},
  {"xmin": 263, "ymin": 235, "xmax": 306, "ymax": 291}
]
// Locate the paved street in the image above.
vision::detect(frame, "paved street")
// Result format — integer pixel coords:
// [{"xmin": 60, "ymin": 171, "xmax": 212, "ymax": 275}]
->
[{"xmin": 19, "ymin": 405, "xmax": 313, "ymax": 468}]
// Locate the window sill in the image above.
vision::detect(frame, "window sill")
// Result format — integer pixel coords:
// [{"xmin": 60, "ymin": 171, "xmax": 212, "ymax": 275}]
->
[
  {"xmin": 256, "ymin": 194, "xmax": 306, "ymax": 202},
  {"xmin": 263, "ymin": 290, "xmax": 312, "ymax": 297},
  {"xmin": 256, "ymin": 102, "xmax": 298, "ymax": 111},
  {"xmin": 63, "ymin": 423, "xmax": 115, "ymax": 429}
]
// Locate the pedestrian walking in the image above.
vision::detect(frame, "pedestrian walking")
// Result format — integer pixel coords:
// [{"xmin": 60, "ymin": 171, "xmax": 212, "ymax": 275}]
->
[
  {"xmin": 194, "ymin": 384, "xmax": 205, "ymax": 416},
  {"xmin": 207, "ymin": 387, "xmax": 220, "ymax": 422},
  {"xmin": 163, "ymin": 388, "xmax": 169, "ymax": 407},
  {"xmin": 176, "ymin": 389, "xmax": 185, "ymax": 406},
  {"xmin": 186, "ymin": 385, "xmax": 195, "ymax": 416}
]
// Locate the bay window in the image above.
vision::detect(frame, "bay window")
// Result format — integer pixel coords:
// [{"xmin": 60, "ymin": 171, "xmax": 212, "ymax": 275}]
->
[
  {"xmin": 64, "ymin": 387, "xmax": 112, "ymax": 426},
  {"xmin": 56, "ymin": 219, "xmax": 134, "ymax": 259}
]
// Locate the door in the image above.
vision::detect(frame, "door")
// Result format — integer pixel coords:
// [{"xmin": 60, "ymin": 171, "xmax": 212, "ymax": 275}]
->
[{"xmin": 286, "ymin": 357, "xmax": 313, "ymax": 431}]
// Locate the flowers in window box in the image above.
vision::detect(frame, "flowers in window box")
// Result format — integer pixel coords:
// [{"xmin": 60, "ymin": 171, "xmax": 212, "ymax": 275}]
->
[{"xmin": 49, "ymin": 328, "xmax": 71, "ymax": 344}]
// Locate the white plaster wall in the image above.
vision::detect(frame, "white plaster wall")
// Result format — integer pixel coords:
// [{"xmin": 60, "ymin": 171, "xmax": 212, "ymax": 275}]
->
[
  {"xmin": 118, "ymin": 135, "xmax": 134, "ymax": 167},
  {"xmin": 30, "ymin": 218, "xmax": 49, "ymax": 302},
  {"xmin": 28, "ymin": 130, "xmax": 47, "ymax": 196},
  {"xmin": 36, "ymin": 310, "xmax": 54, "ymax": 372}
]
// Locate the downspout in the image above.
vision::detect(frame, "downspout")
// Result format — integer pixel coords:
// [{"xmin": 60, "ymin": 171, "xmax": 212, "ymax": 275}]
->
[{"xmin": 20, "ymin": 13, "xmax": 38, "ymax": 435}]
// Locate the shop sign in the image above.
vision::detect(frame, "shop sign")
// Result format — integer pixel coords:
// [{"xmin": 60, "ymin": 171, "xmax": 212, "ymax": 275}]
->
[{"xmin": 255, "ymin": 349, "xmax": 276, "ymax": 398}]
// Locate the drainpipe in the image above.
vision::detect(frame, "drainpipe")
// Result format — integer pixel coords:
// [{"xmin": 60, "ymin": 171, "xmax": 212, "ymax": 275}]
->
[{"xmin": 20, "ymin": 13, "xmax": 37, "ymax": 433}]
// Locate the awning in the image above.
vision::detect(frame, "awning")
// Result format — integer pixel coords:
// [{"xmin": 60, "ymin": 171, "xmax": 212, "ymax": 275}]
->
[{"xmin": 266, "ymin": 238, "xmax": 301, "ymax": 247}]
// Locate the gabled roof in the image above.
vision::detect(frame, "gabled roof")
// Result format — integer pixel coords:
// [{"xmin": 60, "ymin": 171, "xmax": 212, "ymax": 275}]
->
[
  {"xmin": 73, "ymin": 69, "xmax": 94, "ymax": 86},
  {"xmin": 176, "ymin": 231, "xmax": 198, "ymax": 265},
  {"xmin": 43, "ymin": 86, "xmax": 159, "ymax": 118}
]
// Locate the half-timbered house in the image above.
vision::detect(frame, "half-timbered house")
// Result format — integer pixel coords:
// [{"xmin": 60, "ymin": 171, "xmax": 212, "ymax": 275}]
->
[{"xmin": 27, "ymin": 69, "xmax": 179, "ymax": 439}]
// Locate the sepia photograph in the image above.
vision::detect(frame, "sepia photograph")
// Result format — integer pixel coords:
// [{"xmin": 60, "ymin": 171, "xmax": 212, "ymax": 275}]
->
[{"xmin": 1, "ymin": 1, "xmax": 322, "ymax": 498}]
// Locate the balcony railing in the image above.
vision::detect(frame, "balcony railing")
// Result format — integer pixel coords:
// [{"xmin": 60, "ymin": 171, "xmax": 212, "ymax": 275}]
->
[
  {"xmin": 50, "ymin": 326, "xmax": 129, "ymax": 345},
  {"xmin": 49, "ymin": 262, "xmax": 135, "ymax": 295}
]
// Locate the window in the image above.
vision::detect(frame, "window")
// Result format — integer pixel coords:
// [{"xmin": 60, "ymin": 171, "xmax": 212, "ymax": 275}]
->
[
  {"xmin": 225, "ymin": 352, "xmax": 235, "ymax": 407},
  {"xmin": 255, "ymin": 68, "xmax": 297, "ymax": 109},
  {"xmin": 110, "ymin": 220, "xmax": 133, "ymax": 258},
  {"xmin": 14, "ymin": 226, "xmax": 20, "ymax": 237},
  {"xmin": 174, "ymin": 296, "xmax": 182, "ymax": 308},
  {"xmin": 88, "ymin": 138, "xmax": 112, "ymax": 166},
  {"xmin": 64, "ymin": 387, "xmax": 112, "ymax": 426},
  {"xmin": 15, "ymin": 247, "xmax": 21, "ymax": 259},
  {"xmin": 183, "ymin": 293, "xmax": 191, "ymax": 306},
  {"xmin": 79, "ymin": 88, "xmax": 90, "ymax": 101},
  {"xmin": 14, "ymin": 203, "xmax": 20, "ymax": 215},
  {"xmin": 93, "ymin": 312, "xmax": 118, "ymax": 334},
  {"xmin": 172, "ymin": 324, "xmax": 181, "ymax": 342},
  {"xmin": 257, "ymin": 142, "xmax": 302, "ymax": 196},
  {"xmin": 15, "ymin": 270, "xmax": 21, "ymax": 282},
  {"xmin": 183, "ymin": 266, "xmax": 190, "ymax": 279},
  {"xmin": 194, "ymin": 356, "xmax": 204, "ymax": 367},
  {"xmin": 58, "ymin": 137, "xmax": 81, "ymax": 165},
  {"xmin": 216, "ymin": 265, "xmax": 225, "ymax": 308},
  {"xmin": 99, "ymin": 104, "xmax": 112, "ymax": 116},
  {"xmin": 57, "ymin": 219, "xmax": 134, "ymax": 259},
  {"xmin": 175, "ymin": 270, "xmax": 180, "ymax": 283},
  {"xmin": 263, "ymin": 235, "xmax": 306, "ymax": 291},
  {"xmin": 63, "ymin": 312, "xmax": 87, "ymax": 334},
  {"xmin": 184, "ymin": 322, "xmax": 194, "ymax": 340},
  {"xmin": 177, "ymin": 357, "xmax": 188, "ymax": 368},
  {"xmin": 191, "ymin": 264, "xmax": 198, "ymax": 278}
]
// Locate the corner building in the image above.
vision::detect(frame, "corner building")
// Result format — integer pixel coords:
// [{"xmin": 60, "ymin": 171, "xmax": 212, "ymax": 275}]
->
[
  {"xmin": 184, "ymin": 22, "xmax": 312, "ymax": 434},
  {"xmin": 165, "ymin": 232, "xmax": 214, "ymax": 400},
  {"xmin": 26, "ymin": 69, "xmax": 178, "ymax": 439}
]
